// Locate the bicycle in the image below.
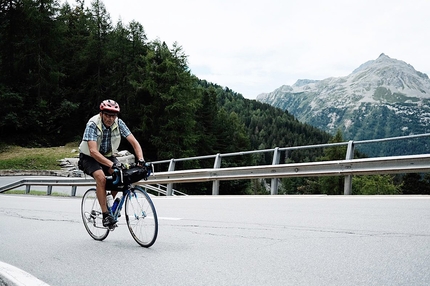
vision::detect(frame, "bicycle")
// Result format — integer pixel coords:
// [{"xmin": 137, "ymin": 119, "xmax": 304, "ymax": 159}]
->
[{"xmin": 81, "ymin": 163, "xmax": 158, "ymax": 247}]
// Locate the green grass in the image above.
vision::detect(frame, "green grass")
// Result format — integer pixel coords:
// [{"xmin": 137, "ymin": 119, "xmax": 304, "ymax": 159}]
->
[
  {"xmin": 0, "ymin": 143, "xmax": 79, "ymax": 170},
  {"xmin": 3, "ymin": 190, "xmax": 70, "ymax": 196}
]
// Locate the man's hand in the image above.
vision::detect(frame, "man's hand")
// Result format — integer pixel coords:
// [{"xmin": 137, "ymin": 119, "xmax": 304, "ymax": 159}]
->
[
  {"xmin": 137, "ymin": 159, "xmax": 152, "ymax": 180},
  {"xmin": 111, "ymin": 162, "xmax": 124, "ymax": 170},
  {"xmin": 137, "ymin": 159, "xmax": 146, "ymax": 167}
]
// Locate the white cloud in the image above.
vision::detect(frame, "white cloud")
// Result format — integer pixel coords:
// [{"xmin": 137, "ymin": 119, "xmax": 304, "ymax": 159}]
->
[{"xmin": 71, "ymin": 0, "xmax": 430, "ymax": 99}]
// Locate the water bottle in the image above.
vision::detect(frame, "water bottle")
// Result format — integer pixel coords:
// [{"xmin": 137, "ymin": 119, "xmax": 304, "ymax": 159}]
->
[
  {"xmin": 112, "ymin": 197, "xmax": 120, "ymax": 214},
  {"xmin": 106, "ymin": 193, "xmax": 114, "ymax": 210}
]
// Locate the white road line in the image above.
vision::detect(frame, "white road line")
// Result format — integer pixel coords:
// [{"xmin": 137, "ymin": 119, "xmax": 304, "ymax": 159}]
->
[{"xmin": 158, "ymin": 217, "xmax": 182, "ymax": 220}]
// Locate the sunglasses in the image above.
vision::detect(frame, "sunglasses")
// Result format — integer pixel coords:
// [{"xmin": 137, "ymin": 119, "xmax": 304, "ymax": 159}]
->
[{"xmin": 103, "ymin": 112, "xmax": 118, "ymax": 118}]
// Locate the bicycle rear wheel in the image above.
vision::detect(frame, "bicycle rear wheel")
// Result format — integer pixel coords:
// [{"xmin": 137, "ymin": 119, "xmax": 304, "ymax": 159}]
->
[
  {"xmin": 125, "ymin": 186, "xmax": 158, "ymax": 247},
  {"xmin": 81, "ymin": 188, "xmax": 109, "ymax": 241}
]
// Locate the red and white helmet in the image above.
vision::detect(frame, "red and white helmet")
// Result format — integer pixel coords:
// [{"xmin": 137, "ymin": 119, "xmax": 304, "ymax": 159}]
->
[{"xmin": 100, "ymin": 99, "xmax": 120, "ymax": 113}]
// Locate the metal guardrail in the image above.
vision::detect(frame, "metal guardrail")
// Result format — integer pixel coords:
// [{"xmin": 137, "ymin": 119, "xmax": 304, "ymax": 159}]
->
[
  {"xmin": 143, "ymin": 153, "xmax": 430, "ymax": 195},
  {"xmin": 143, "ymin": 183, "xmax": 188, "ymax": 196},
  {"xmin": 1, "ymin": 133, "xmax": 430, "ymax": 196},
  {"xmin": 147, "ymin": 133, "xmax": 430, "ymax": 195},
  {"xmin": 1, "ymin": 154, "xmax": 429, "ymax": 196},
  {"xmin": 0, "ymin": 177, "xmax": 95, "ymax": 196},
  {"xmin": 0, "ymin": 177, "xmax": 186, "ymax": 197}
]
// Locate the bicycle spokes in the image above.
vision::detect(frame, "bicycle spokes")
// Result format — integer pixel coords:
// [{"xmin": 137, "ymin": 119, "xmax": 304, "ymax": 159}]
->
[
  {"xmin": 125, "ymin": 187, "xmax": 158, "ymax": 247},
  {"xmin": 81, "ymin": 188, "xmax": 110, "ymax": 241}
]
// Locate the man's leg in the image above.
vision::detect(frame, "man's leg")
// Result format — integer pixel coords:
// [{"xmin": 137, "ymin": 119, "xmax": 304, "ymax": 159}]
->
[
  {"xmin": 80, "ymin": 154, "xmax": 109, "ymax": 213},
  {"xmin": 93, "ymin": 169, "xmax": 116, "ymax": 227},
  {"xmin": 80, "ymin": 154, "xmax": 116, "ymax": 227},
  {"xmin": 93, "ymin": 169, "xmax": 108, "ymax": 213},
  {"xmin": 106, "ymin": 156, "xmax": 120, "ymax": 199}
]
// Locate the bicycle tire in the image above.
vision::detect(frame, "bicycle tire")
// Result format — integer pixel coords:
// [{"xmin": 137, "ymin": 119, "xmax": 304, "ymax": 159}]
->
[
  {"xmin": 81, "ymin": 188, "xmax": 109, "ymax": 241},
  {"xmin": 125, "ymin": 186, "xmax": 158, "ymax": 247}
]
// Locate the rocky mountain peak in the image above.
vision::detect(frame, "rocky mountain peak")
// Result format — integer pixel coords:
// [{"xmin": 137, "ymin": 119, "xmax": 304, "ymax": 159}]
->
[
  {"xmin": 348, "ymin": 54, "xmax": 430, "ymax": 99},
  {"xmin": 293, "ymin": 79, "xmax": 319, "ymax": 87},
  {"xmin": 257, "ymin": 54, "xmax": 430, "ymax": 106},
  {"xmin": 256, "ymin": 54, "xmax": 430, "ymax": 155}
]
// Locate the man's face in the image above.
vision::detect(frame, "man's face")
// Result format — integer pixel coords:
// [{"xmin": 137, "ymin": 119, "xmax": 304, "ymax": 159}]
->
[{"xmin": 101, "ymin": 111, "xmax": 117, "ymax": 127}]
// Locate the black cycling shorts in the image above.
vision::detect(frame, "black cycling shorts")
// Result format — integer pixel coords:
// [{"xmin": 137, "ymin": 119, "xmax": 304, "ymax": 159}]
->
[{"xmin": 78, "ymin": 153, "xmax": 119, "ymax": 177}]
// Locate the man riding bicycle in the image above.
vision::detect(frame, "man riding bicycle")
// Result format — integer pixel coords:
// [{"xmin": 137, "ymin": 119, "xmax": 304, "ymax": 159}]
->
[{"xmin": 78, "ymin": 99, "xmax": 145, "ymax": 228}]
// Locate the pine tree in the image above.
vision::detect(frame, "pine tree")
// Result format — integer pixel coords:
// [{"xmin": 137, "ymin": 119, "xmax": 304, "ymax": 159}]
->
[{"xmin": 133, "ymin": 40, "xmax": 199, "ymax": 161}]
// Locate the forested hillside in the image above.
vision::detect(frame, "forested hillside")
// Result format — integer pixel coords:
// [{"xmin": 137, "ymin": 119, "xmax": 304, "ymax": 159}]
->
[
  {"xmin": 0, "ymin": 0, "xmax": 333, "ymax": 194},
  {"xmin": 0, "ymin": 0, "xmax": 330, "ymax": 158}
]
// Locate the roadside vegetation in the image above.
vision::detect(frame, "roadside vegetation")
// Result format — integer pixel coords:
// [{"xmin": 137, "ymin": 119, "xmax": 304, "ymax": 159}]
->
[
  {"xmin": 4, "ymin": 190, "xmax": 68, "ymax": 196},
  {"xmin": 0, "ymin": 142, "xmax": 79, "ymax": 170}
]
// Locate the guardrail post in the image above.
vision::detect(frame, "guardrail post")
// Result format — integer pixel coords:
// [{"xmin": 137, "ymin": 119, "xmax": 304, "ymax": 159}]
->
[
  {"xmin": 71, "ymin": 186, "xmax": 77, "ymax": 197},
  {"xmin": 166, "ymin": 159, "xmax": 176, "ymax": 196},
  {"xmin": 25, "ymin": 185, "xmax": 30, "ymax": 194},
  {"xmin": 47, "ymin": 185, "xmax": 52, "ymax": 195},
  {"xmin": 271, "ymin": 147, "xmax": 281, "ymax": 195},
  {"xmin": 212, "ymin": 153, "xmax": 221, "ymax": 195},
  {"xmin": 344, "ymin": 140, "xmax": 354, "ymax": 195}
]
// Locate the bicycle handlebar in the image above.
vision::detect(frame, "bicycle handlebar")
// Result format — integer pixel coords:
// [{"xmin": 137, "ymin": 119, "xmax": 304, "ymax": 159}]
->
[{"xmin": 105, "ymin": 163, "xmax": 153, "ymax": 189}]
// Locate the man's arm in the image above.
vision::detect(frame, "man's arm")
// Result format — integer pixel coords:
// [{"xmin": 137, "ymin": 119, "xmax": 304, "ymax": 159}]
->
[{"xmin": 126, "ymin": 134, "xmax": 144, "ymax": 161}]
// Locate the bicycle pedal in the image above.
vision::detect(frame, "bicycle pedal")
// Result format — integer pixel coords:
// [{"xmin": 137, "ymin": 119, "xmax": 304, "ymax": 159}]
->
[
  {"xmin": 90, "ymin": 210, "xmax": 97, "ymax": 219},
  {"xmin": 109, "ymin": 223, "xmax": 118, "ymax": 231}
]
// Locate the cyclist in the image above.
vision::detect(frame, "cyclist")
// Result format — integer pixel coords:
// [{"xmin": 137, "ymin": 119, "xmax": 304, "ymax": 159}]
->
[{"xmin": 78, "ymin": 99, "xmax": 145, "ymax": 227}]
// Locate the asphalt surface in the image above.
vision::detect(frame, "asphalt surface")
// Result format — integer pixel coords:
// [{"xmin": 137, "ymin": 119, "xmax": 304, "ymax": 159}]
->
[{"xmin": 0, "ymin": 193, "xmax": 429, "ymax": 285}]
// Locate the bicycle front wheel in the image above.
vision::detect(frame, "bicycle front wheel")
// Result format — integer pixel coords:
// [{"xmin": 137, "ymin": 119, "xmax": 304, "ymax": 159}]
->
[
  {"xmin": 81, "ymin": 188, "xmax": 109, "ymax": 241},
  {"xmin": 125, "ymin": 186, "xmax": 158, "ymax": 247}
]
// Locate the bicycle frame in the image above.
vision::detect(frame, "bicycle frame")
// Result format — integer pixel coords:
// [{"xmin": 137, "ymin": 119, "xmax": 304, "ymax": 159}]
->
[{"xmin": 110, "ymin": 187, "xmax": 129, "ymax": 220}]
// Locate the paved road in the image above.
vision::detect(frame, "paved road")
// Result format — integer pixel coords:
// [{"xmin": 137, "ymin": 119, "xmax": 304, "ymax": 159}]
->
[{"xmin": 0, "ymin": 194, "xmax": 429, "ymax": 286}]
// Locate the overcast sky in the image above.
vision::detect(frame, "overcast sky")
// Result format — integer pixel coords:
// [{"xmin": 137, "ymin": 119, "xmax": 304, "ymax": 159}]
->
[{"xmin": 81, "ymin": 0, "xmax": 430, "ymax": 99}]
